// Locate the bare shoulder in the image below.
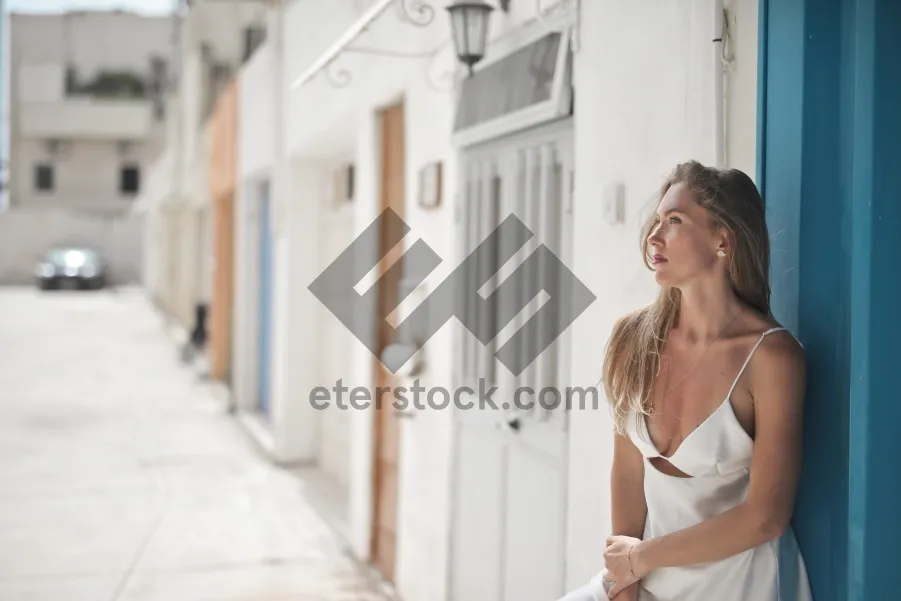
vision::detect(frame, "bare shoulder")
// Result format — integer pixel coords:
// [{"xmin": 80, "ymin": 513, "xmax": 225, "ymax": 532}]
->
[
  {"xmin": 734, "ymin": 309, "xmax": 805, "ymax": 368},
  {"xmin": 748, "ymin": 327, "xmax": 807, "ymax": 404},
  {"xmin": 756, "ymin": 327, "xmax": 806, "ymax": 370}
]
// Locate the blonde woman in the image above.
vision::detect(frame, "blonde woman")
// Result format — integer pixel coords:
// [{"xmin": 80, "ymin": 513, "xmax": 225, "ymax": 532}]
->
[{"xmin": 561, "ymin": 162, "xmax": 813, "ymax": 601}]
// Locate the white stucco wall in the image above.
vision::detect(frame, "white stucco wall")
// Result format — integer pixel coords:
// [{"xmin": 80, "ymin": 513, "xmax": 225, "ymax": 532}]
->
[
  {"xmin": 238, "ymin": 43, "xmax": 275, "ymax": 180},
  {"xmin": 268, "ymin": 157, "xmax": 326, "ymax": 462},
  {"xmin": 231, "ymin": 177, "xmax": 260, "ymax": 419},
  {"xmin": 134, "ymin": 136, "xmax": 176, "ymax": 312},
  {"xmin": 171, "ymin": 204, "xmax": 205, "ymax": 327},
  {"xmin": 316, "ymin": 202, "xmax": 355, "ymax": 491},
  {"xmin": 564, "ymin": 0, "xmax": 759, "ymax": 590}
]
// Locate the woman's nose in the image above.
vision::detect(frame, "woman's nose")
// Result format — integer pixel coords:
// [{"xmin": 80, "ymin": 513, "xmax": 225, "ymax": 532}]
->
[{"xmin": 648, "ymin": 229, "xmax": 664, "ymax": 248}]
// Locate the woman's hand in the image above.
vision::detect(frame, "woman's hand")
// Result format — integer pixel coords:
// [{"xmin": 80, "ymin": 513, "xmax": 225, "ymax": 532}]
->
[
  {"xmin": 603, "ymin": 535, "xmax": 647, "ymax": 598},
  {"xmin": 611, "ymin": 582, "xmax": 640, "ymax": 601}
]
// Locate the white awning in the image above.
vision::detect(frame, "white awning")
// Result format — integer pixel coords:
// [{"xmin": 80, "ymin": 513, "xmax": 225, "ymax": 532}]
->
[{"xmin": 289, "ymin": 0, "xmax": 397, "ymax": 90}]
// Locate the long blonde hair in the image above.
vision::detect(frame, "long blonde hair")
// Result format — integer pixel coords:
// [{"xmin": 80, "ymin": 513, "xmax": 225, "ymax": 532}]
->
[{"xmin": 602, "ymin": 161, "xmax": 771, "ymax": 434}]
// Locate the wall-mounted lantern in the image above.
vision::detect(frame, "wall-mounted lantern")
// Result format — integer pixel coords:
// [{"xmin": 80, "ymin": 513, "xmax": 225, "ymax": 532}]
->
[{"xmin": 446, "ymin": 1, "xmax": 509, "ymax": 77}]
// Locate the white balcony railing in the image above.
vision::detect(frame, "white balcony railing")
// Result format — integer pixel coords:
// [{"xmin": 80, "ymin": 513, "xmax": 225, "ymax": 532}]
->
[{"xmin": 19, "ymin": 98, "xmax": 155, "ymax": 140}]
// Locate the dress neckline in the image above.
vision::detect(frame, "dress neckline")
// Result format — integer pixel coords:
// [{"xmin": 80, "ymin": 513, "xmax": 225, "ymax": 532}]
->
[{"xmin": 642, "ymin": 326, "xmax": 787, "ymax": 460}]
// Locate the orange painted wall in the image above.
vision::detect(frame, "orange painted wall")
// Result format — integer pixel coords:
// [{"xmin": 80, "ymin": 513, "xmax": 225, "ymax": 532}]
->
[{"xmin": 208, "ymin": 80, "xmax": 238, "ymax": 383}]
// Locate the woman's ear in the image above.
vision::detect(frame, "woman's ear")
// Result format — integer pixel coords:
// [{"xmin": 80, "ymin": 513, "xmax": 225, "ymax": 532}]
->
[{"xmin": 714, "ymin": 225, "xmax": 731, "ymax": 257}]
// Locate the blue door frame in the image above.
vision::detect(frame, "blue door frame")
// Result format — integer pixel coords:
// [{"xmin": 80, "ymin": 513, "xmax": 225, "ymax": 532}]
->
[
  {"xmin": 760, "ymin": 0, "xmax": 900, "ymax": 599},
  {"xmin": 258, "ymin": 181, "xmax": 274, "ymax": 418}
]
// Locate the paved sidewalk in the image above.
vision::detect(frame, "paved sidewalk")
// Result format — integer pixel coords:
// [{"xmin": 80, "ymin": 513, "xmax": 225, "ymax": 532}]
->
[{"xmin": 0, "ymin": 287, "xmax": 390, "ymax": 601}]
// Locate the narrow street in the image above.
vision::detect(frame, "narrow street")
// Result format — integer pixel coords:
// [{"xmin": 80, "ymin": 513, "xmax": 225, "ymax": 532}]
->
[{"xmin": 0, "ymin": 287, "xmax": 389, "ymax": 601}]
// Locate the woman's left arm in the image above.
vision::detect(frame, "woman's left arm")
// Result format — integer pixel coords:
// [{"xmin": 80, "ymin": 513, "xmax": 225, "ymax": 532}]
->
[{"xmin": 604, "ymin": 334, "xmax": 806, "ymax": 597}]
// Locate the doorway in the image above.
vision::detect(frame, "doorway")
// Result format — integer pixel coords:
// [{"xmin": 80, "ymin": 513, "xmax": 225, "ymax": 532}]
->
[
  {"xmin": 450, "ymin": 121, "xmax": 574, "ymax": 601},
  {"xmin": 211, "ymin": 192, "xmax": 235, "ymax": 383},
  {"xmin": 370, "ymin": 100, "xmax": 406, "ymax": 583},
  {"xmin": 257, "ymin": 181, "xmax": 274, "ymax": 418}
]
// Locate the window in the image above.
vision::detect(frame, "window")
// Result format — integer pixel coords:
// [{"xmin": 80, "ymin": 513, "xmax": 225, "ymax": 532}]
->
[
  {"xmin": 34, "ymin": 164, "xmax": 54, "ymax": 192},
  {"xmin": 64, "ymin": 65, "xmax": 78, "ymax": 95},
  {"xmin": 120, "ymin": 165, "xmax": 140, "ymax": 195},
  {"xmin": 452, "ymin": 29, "xmax": 573, "ymax": 148}
]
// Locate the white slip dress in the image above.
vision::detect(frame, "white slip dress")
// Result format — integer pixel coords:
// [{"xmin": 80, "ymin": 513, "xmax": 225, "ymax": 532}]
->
[{"xmin": 560, "ymin": 327, "xmax": 814, "ymax": 601}]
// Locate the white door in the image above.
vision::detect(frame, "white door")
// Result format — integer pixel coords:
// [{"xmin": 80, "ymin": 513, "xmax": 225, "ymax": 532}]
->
[{"xmin": 450, "ymin": 121, "xmax": 574, "ymax": 601}]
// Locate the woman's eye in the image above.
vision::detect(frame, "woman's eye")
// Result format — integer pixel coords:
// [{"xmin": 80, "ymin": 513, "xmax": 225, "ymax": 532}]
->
[{"xmin": 669, "ymin": 216, "xmax": 682, "ymax": 224}]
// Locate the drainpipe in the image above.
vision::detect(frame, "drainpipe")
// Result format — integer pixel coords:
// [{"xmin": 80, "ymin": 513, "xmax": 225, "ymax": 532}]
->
[{"xmin": 713, "ymin": 0, "xmax": 726, "ymax": 167}]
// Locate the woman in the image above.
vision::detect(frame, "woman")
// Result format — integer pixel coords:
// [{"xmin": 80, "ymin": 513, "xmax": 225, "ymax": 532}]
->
[{"xmin": 561, "ymin": 161, "xmax": 813, "ymax": 601}]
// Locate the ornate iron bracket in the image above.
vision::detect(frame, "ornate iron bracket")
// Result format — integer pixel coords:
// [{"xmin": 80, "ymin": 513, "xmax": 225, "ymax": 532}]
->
[
  {"xmin": 394, "ymin": 0, "xmax": 436, "ymax": 27},
  {"xmin": 324, "ymin": 61, "xmax": 353, "ymax": 88},
  {"xmin": 320, "ymin": 37, "xmax": 456, "ymax": 91}
]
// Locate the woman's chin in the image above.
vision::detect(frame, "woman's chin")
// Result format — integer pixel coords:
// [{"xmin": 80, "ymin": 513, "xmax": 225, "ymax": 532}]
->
[{"xmin": 654, "ymin": 269, "xmax": 673, "ymax": 286}]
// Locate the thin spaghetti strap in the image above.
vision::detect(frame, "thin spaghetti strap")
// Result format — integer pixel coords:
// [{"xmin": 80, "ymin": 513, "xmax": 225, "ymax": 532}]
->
[{"xmin": 725, "ymin": 327, "xmax": 787, "ymax": 399}]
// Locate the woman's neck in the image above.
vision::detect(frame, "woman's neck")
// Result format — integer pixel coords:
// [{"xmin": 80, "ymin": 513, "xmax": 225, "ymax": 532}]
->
[{"xmin": 674, "ymin": 279, "xmax": 743, "ymax": 344}]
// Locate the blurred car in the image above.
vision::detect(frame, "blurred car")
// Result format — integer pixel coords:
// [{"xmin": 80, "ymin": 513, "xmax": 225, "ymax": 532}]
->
[{"xmin": 35, "ymin": 247, "xmax": 107, "ymax": 290}]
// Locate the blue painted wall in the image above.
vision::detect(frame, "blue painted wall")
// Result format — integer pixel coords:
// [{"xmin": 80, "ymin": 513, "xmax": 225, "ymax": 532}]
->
[
  {"xmin": 761, "ymin": 0, "xmax": 900, "ymax": 599},
  {"xmin": 846, "ymin": 2, "xmax": 901, "ymax": 599},
  {"xmin": 258, "ymin": 181, "xmax": 274, "ymax": 418}
]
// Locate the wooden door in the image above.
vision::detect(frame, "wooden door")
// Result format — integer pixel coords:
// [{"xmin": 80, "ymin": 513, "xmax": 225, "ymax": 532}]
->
[
  {"xmin": 211, "ymin": 192, "xmax": 235, "ymax": 383},
  {"xmin": 371, "ymin": 100, "xmax": 406, "ymax": 583},
  {"xmin": 450, "ymin": 122, "xmax": 574, "ymax": 601}
]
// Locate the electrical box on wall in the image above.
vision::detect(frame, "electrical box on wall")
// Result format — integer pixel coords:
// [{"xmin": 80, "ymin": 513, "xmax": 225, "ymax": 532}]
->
[{"xmin": 602, "ymin": 182, "xmax": 625, "ymax": 225}]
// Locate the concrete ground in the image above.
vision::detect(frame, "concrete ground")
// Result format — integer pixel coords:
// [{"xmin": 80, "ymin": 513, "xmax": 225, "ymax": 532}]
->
[{"xmin": 0, "ymin": 287, "xmax": 391, "ymax": 601}]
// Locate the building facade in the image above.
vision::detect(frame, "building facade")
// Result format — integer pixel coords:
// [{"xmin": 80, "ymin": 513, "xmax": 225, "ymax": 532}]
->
[{"xmin": 9, "ymin": 10, "xmax": 173, "ymax": 213}]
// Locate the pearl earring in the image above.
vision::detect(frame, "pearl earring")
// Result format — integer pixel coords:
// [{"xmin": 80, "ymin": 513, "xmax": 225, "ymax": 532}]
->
[{"xmin": 716, "ymin": 250, "xmax": 727, "ymax": 258}]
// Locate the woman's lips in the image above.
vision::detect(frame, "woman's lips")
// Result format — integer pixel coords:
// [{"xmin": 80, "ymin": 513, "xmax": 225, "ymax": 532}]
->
[{"xmin": 652, "ymin": 255, "xmax": 668, "ymax": 264}]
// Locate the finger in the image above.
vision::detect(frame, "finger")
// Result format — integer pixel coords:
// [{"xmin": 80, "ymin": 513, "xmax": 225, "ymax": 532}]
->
[{"xmin": 607, "ymin": 582, "xmax": 623, "ymax": 599}]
